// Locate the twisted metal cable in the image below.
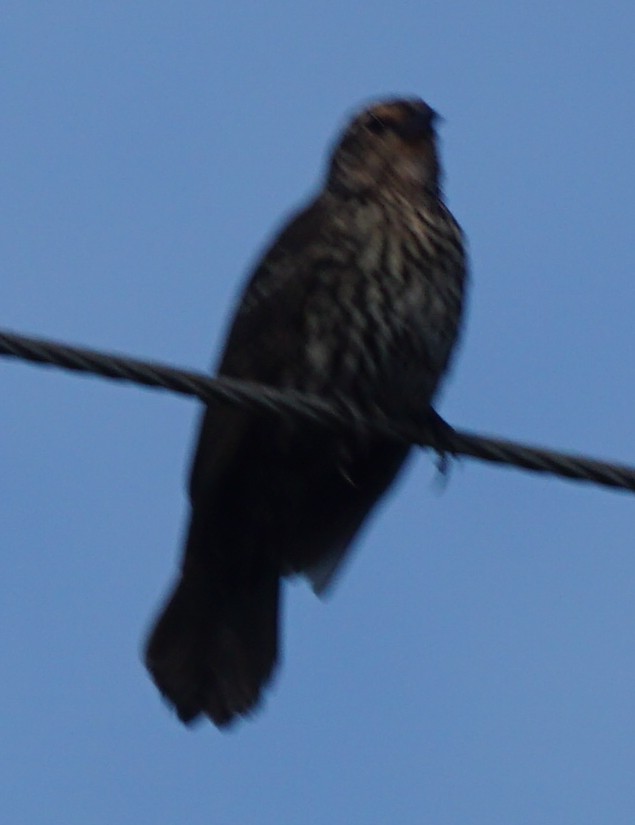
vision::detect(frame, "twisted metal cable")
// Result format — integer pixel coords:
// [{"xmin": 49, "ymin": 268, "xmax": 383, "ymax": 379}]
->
[{"xmin": 2, "ymin": 328, "xmax": 634, "ymax": 494}]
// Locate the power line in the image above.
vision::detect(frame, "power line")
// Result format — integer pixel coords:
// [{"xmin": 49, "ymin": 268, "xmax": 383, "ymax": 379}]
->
[{"xmin": 1, "ymin": 328, "xmax": 634, "ymax": 494}]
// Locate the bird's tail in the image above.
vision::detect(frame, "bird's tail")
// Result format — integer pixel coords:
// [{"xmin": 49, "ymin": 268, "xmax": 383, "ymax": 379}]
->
[{"xmin": 144, "ymin": 539, "xmax": 280, "ymax": 728}]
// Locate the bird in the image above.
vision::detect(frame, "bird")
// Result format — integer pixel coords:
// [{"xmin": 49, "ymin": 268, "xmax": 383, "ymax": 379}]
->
[{"xmin": 144, "ymin": 97, "xmax": 468, "ymax": 728}]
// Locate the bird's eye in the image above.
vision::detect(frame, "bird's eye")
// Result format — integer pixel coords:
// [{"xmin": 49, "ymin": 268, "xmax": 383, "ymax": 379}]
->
[{"xmin": 366, "ymin": 116, "xmax": 390, "ymax": 135}]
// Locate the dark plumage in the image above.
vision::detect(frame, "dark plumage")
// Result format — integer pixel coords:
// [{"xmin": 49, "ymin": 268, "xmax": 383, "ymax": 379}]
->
[{"xmin": 145, "ymin": 97, "xmax": 467, "ymax": 727}]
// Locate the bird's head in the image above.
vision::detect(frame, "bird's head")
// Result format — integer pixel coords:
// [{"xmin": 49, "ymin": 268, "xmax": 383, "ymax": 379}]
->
[{"xmin": 326, "ymin": 98, "xmax": 442, "ymax": 200}]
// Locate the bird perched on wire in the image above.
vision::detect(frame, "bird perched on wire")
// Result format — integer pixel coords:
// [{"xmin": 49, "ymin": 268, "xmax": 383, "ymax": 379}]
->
[{"xmin": 145, "ymin": 97, "xmax": 468, "ymax": 728}]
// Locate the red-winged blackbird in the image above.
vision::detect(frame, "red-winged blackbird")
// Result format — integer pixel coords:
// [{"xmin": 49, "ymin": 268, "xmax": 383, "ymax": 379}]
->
[{"xmin": 145, "ymin": 98, "xmax": 467, "ymax": 727}]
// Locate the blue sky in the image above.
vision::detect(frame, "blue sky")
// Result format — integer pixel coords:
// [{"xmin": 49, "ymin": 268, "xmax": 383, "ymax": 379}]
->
[{"xmin": 2, "ymin": 2, "xmax": 635, "ymax": 823}]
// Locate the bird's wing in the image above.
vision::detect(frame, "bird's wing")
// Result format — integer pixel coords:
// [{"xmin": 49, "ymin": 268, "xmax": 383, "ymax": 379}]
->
[{"xmin": 188, "ymin": 198, "xmax": 328, "ymax": 503}]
